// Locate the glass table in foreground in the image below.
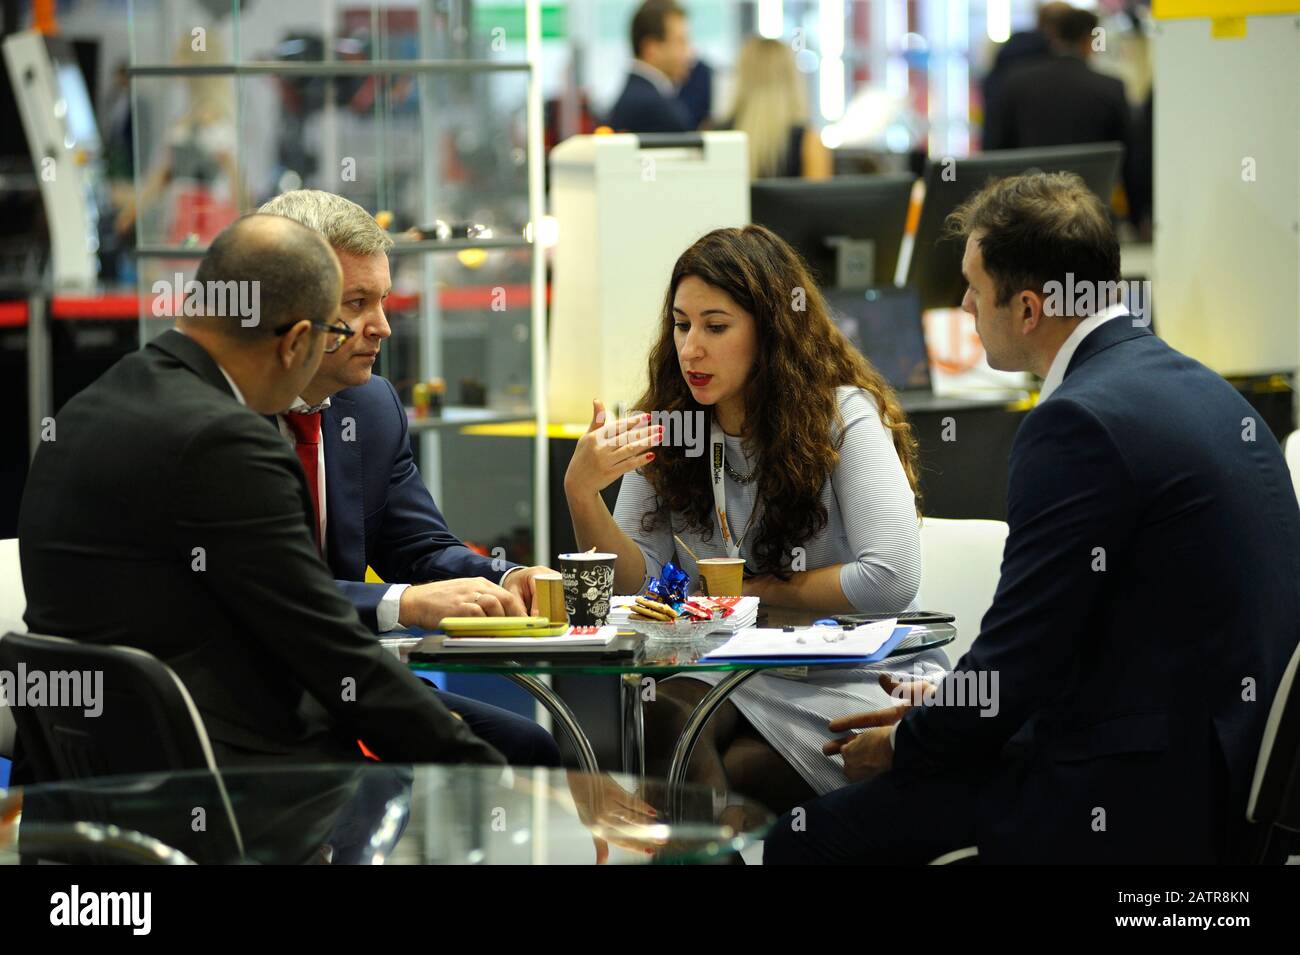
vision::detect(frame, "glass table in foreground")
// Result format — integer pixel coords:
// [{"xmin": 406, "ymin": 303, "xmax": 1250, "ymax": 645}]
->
[
  {"xmin": 0, "ymin": 764, "xmax": 772, "ymax": 865},
  {"xmin": 390, "ymin": 613, "xmax": 956, "ymax": 804}
]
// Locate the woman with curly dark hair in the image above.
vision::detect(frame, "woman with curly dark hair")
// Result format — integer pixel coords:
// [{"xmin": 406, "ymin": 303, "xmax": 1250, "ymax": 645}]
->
[{"xmin": 564, "ymin": 225, "xmax": 946, "ymax": 821}]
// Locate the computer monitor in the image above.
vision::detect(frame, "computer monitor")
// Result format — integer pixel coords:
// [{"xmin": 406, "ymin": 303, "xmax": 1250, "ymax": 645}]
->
[
  {"xmin": 904, "ymin": 143, "xmax": 1124, "ymax": 309},
  {"xmin": 823, "ymin": 285, "xmax": 931, "ymax": 395},
  {"xmin": 750, "ymin": 174, "xmax": 915, "ymax": 290}
]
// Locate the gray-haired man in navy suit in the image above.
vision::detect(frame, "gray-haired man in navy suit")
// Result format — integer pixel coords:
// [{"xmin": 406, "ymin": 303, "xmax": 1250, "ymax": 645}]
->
[{"xmin": 258, "ymin": 189, "xmax": 561, "ymax": 770}]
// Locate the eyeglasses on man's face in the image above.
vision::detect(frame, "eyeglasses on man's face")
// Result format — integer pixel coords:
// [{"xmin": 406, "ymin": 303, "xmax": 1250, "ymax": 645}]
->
[{"xmin": 273, "ymin": 319, "xmax": 356, "ymax": 354}]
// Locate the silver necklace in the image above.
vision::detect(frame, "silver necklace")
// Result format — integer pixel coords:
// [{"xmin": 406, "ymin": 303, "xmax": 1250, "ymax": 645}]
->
[{"xmin": 724, "ymin": 456, "xmax": 757, "ymax": 485}]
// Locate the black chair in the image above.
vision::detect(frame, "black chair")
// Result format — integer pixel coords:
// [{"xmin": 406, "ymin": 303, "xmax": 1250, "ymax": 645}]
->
[
  {"xmin": 1246, "ymin": 637, "xmax": 1300, "ymax": 863},
  {"xmin": 0, "ymin": 631, "xmax": 244, "ymax": 863}
]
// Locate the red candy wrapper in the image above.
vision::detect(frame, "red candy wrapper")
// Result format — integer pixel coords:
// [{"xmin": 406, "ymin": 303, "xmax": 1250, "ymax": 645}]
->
[{"xmin": 679, "ymin": 602, "xmax": 712, "ymax": 621}]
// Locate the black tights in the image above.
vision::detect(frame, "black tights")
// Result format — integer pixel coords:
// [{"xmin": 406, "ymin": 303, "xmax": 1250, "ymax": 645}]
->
[{"xmin": 643, "ymin": 677, "xmax": 814, "ymax": 828}]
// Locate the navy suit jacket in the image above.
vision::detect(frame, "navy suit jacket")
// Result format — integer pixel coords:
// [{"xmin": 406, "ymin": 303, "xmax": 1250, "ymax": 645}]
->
[
  {"xmin": 317, "ymin": 376, "xmax": 520, "ymax": 631},
  {"xmin": 607, "ymin": 72, "xmax": 693, "ymax": 134},
  {"xmin": 893, "ymin": 319, "xmax": 1300, "ymax": 863}
]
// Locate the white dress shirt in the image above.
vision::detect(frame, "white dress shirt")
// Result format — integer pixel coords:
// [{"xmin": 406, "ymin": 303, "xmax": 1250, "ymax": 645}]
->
[
  {"xmin": 629, "ymin": 59, "xmax": 677, "ymax": 98},
  {"xmin": 214, "ymin": 364, "xmax": 246, "ymax": 406},
  {"xmin": 1036, "ymin": 303, "xmax": 1130, "ymax": 403}
]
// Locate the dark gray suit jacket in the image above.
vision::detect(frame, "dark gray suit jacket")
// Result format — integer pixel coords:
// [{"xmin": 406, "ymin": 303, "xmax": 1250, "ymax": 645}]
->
[{"xmin": 17, "ymin": 330, "xmax": 503, "ymax": 769}]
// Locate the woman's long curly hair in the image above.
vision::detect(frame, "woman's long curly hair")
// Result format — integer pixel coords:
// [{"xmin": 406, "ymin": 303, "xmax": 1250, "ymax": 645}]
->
[{"xmin": 635, "ymin": 225, "xmax": 921, "ymax": 578}]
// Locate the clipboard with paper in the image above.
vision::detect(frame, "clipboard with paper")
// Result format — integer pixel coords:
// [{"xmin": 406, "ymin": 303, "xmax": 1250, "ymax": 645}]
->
[{"xmin": 698, "ymin": 618, "xmax": 912, "ymax": 665}]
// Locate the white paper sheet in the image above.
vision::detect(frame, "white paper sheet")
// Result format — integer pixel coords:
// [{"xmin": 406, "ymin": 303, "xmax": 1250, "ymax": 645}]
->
[{"xmin": 701, "ymin": 618, "xmax": 900, "ymax": 659}]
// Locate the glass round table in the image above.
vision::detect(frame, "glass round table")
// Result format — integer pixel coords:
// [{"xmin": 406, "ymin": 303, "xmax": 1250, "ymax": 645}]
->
[
  {"xmin": 0, "ymin": 764, "xmax": 772, "ymax": 865},
  {"xmin": 390, "ymin": 609, "xmax": 955, "ymax": 806}
]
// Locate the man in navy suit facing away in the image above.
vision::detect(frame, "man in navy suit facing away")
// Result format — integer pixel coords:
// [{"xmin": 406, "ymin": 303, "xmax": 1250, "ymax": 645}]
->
[
  {"xmin": 765, "ymin": 172, "xmax": 1300, "ymax": 864},
  {"xmin": 606, "ymin": 0, "xmax": 695, "ymax": 134},
  {"xmin": 258, "ymin": 189, "xmax": 560, "ymax": 768}
]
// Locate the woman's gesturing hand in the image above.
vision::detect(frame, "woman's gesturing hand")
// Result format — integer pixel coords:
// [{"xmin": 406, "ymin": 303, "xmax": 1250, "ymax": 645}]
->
[{"xmin": 564, "ymin": 399, "xmax": 663, "ymax": 498}]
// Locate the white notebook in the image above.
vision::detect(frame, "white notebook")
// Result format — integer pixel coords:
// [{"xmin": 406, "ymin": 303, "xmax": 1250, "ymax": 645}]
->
[
  {"xmin": 438, "ymin": 625, "xmax": 619, "ymax": 652},
  {"xmin": 701, "ymin": 619, "xmax": 901, "ymax": 660}
]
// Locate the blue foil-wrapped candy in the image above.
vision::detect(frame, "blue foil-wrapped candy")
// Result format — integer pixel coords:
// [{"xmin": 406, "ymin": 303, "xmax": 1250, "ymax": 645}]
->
[{"xmin": 646, "ymin": 561, "xmax": 690, "ymax": 606}]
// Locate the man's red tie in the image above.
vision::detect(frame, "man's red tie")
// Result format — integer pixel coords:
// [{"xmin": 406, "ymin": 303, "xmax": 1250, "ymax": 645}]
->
[
  {"xmin": 286, "ymin": 411, "xmax": 373, "ymax": 761},
  {"xmin": 284, "ymin": 411, "xmax": 322, "ymax": 548}
]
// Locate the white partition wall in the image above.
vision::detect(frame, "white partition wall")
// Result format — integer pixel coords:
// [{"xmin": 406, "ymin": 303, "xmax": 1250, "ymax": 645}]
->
[
  {"xmin": 547, "ymin": 131, "xmax": 749, "ymax": 423},
  {"xmin": 1152, "ymin": 12, "xmax": 1300, "ymax": 405},
  {"xmin": 2, "ymin": 31, "xmax": 102, "ymax": 290}
]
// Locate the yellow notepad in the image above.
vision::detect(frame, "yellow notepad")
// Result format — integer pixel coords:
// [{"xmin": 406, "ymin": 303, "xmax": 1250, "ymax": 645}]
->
[{"xmin": 439, "ymin": 616, "xmax": 568, "ymax": 638}]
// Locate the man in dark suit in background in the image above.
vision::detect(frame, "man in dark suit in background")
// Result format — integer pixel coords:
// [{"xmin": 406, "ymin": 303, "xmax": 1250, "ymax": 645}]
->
[
  {"xmin": 17, "ymin": 214, "xmax": 503, "ymax": 771},
  {"xmin": 676, "ymin": 58, "xmax": 714, "ymax": 130},
  {"xmin": 607, "ymin": 0, "xmax": 695, "ymax": 134},
  {"xmin": 980, "ymin": 1, "xmax": 1070, "ymax": 144},
  {"xmin": 258, "ymin": 189, "xmax": 560, "ymax": 768},
  {"xmin": 765, "ymin": 172, "xmax": 1300, "ymax": 864},
  {"xmin": 982, "ymin": 6, "xmax": 1131, "ymax": 157}
]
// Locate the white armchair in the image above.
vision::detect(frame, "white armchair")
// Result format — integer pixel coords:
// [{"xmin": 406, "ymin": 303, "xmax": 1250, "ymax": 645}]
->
[
  {"xmin": 917, "ymin": 517, "xmax": 1008, "ymax": 668},
  {"xmin": 1, "ymin": 537, "xmax": 26, "ymax": 759}
]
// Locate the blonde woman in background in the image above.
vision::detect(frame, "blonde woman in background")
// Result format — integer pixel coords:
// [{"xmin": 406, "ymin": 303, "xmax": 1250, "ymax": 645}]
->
[{"xmin": 729, "ymin": 37, "xmax": 832, "ymax": 179}]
